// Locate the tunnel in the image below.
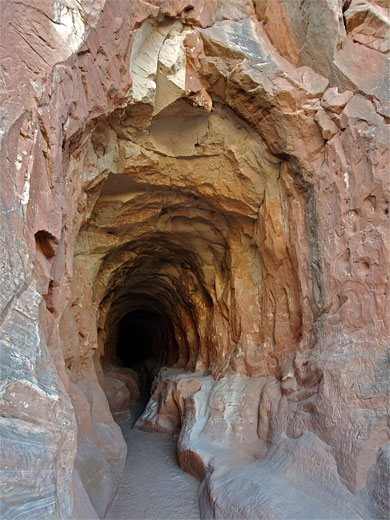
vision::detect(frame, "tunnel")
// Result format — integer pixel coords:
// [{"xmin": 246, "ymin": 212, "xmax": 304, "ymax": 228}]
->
[
  {"xmin": 95, "ymin": 232, "xmax": 214, "ymax": 401},
  {"xmin": 71, "ymin": 97, "xmax": 306, "ymax": 416},
  {"xmin": 113, "ymin": 305, "xmax": 180, "ymax": 412},
  {"xmin": 66, "ymin": 93, "xmax": 311, "ymax": 518}
]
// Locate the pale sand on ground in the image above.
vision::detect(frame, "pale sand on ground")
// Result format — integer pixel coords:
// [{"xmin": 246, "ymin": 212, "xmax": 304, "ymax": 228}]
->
[{"xmin": 105, "ymin": 402, "xmax": 200, "ymax": 520}]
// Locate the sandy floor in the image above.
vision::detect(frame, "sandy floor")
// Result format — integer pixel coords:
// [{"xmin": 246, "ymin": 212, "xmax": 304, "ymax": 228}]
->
[{"xmin": 105, "ymin": 402, "xmax": 200, "ymax": 520}]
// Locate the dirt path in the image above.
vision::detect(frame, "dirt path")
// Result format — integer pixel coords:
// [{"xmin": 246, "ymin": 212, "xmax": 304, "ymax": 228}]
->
[{"xmin": 105, "ymin": 402, "xmax": 201, "ymax": 520}]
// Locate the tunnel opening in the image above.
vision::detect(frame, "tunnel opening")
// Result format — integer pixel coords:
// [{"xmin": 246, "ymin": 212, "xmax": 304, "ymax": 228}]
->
[
  {"xmin": 100, "ymin": 276, "xmax": 193, "ymax": 420},
  {"xmin": 94, "ymin": 232, "xmax": 215, "ymax": 415},
  {"xmin": 114, "ymin": 307, "xmax": 180, "ymax": 397},
  {"xmin": 117, "ymin": 310, "xmax": 163, "ymax": 368}
]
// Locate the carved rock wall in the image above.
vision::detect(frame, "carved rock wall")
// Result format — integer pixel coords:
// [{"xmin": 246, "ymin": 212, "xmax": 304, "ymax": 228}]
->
[{"xmin": 0, "ymin": 1, "xmax": 389, "ymax": 518}]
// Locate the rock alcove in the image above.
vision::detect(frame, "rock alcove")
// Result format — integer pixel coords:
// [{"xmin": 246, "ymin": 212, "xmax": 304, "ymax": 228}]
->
[{"xmin": 1, "ymin": 2, "xmax": 389, "ymax": 520}]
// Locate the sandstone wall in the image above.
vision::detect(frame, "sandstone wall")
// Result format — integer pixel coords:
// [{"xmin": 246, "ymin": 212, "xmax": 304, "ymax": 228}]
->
[{"xmin": 0, "ymin": 1, "xmax": 389, "ymax": 518}]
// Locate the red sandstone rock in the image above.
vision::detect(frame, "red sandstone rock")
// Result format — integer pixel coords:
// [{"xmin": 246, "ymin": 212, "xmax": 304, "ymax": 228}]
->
[
  {"xmin": 104, "ymin": 365, "xmax": 140, "ymax": 402},
  {"xmin": 344, "ymin": 0, "xmax": 390, "ymax": 53},
  {"xmin": 103, "ymin": 376, "xmax": 131, "ymax": 422},
  {"xmin": 315, "ymin": 109, "xmax": 339, "ymax": 140},
  {"xmin": 1, "ymin": 0, "xmax": 389, "ymax": 519},
  {"xmin": 321, "ymin": 86, "xmax": 354, "ymax": 113}
]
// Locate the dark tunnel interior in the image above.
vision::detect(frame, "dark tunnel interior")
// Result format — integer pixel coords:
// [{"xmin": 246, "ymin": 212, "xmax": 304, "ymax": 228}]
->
[{"xmin": 116, "ymin": 309, "xmax": 179, "ymax": 369}]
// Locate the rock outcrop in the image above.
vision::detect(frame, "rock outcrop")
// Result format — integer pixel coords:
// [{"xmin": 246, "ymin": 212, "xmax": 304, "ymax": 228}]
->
[
  {"xmin": 103, "ymin": 365, "xmax": 140, "ymax": 422},
  {"xmin": 0, "ymin": 1, "xmax": 389, "ymax": 519}
]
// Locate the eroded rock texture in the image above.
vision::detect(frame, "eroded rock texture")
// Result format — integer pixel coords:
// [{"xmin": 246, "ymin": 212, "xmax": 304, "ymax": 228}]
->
[{"xmin": 0, "ymin": 0, "xmax": 389, "ymax": 519}]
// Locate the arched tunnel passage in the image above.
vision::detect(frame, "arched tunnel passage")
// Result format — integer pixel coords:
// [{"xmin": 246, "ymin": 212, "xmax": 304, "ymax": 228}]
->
[
  {"xmin": 71, "ymin": 95, "xmax": 308, "ymax": 465},
  {"xmin": 98, "ymin": 251, "xmax": 210, "ymax": 420},
  {"xmin": 95, "ymin": 233, "xmax": 219, "ymax": 396},
  {"xmin": 109, "ymin": 306, "xmax": 181, "ymax": 419}
]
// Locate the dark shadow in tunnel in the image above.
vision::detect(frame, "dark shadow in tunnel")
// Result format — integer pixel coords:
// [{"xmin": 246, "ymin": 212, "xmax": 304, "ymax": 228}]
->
[
  {"xmin": 117, "ymin": 310, "xmax": 154, "ymax": 367},
  {"xmin": 116, "ymin": 308, "xmax": 179, "ymax": 370},
  {"xmin": 115, "ymin": 308, "xmax": 180, "ymax": 420}
]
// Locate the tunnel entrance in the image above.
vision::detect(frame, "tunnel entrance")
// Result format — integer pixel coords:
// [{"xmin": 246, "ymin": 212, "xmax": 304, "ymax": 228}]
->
[
  {"xmin": 72, "ymin": 96, "xmax": 306, "ymax": 442},
  {"xmin": 102, "ymin": 301, "xmax": 183, "ymax": 422}
]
